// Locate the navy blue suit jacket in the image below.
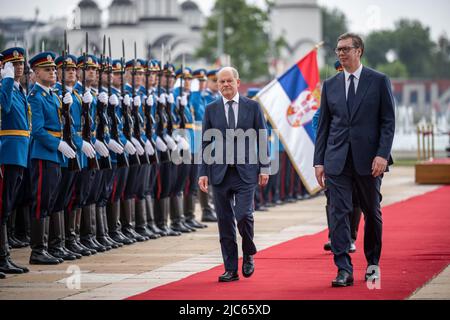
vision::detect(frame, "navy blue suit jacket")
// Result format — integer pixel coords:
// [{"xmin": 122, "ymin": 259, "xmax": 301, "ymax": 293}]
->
[
  {"xmin": 200, "ymin": 95, "xmax": 269, "ymax": 186},
  {"xmin": 313, "ymin": 66, "xmax": 395, "ymax": 176}
]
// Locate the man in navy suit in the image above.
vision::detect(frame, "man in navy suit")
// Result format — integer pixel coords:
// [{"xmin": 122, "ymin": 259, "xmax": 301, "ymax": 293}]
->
[
  {"xmin": 199, "ymin": 67, "xmax": 270, "ymax": 282},
  {"xmin": 314, "ymin": 33, "xmax": 395, "ymax": 287}
]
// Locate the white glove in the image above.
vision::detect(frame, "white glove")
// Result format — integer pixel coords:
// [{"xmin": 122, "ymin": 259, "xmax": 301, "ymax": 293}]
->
[
  {"xmin": 163, "ymin": 134, "xmax": 177, "ymax": 151},
  {"xmin": 177, "ymin": 136, "xmax": 190, "ymax": 151},
  {"xmin": 94, "ymin": 140, "xmax": 109, "ymax": 157},
  {"xmin": 167, "ymin": 93, "xmax": 175, "ymax": 104},
  {"xmin": 106, "ymin": 139, "xmax": 124, "ymax": 154},
  {"xmin": 123, "ymin": 94, "xmax": 131, "ymax": 107},
  {"xmin": 131, "ymin": 137, "xmax": 145, "ymax": 156},
  {"xmin": 157, "ymin": 94, "xmax": 166, "ymax": 105},
  {"xmin": 82, "ymin": 141, "xmax": 96, "ymax": 159},
  {"xmin": 124, "ymin": 140, "xmax": 136, "ymax": 155},
  {"xmin": 58, "ymin": 141, "xmax": 76, "ymax": 159},
  {"xmin": 63, "ymin": 92, "xmax": 73, "ymax": 106},
  {"xmin": 146, "ymin": 95, "xmax": 154, "ymax": 106},
  {"xmin": 145, "ymin": 139, "xmax": 155, "ymax": 155},
  {"xmin": 1, "ymin": 62, "xmax": 14, "ymax": 79},
  {"xmin": 98, "ymin": 92, "xmax": 108, "ymax": 104},
  {"xmin": 155, "ymin": 136, "xmax": 168, "ymax": 152},
  {"xmin": 180, "ymin": 94, "xmax": 188, "ymax": 107},
  {"xmin": 82, "ymin": 91, "xmax": 93, "ymax": 104},
  {"xmin": 109, "ymin": 94, "xmax": 119, "ymax": 106},
  {"xmin": 133, "ymin": 95, "xmax": 141, "ymax": 107}
]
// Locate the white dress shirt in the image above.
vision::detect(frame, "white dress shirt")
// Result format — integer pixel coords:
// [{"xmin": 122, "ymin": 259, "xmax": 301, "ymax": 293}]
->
[
  {"xmin": 223, "ymin": 92, "xmax": 239, "ymax": 128},
  {"xmin": 344, "ymin": 64, "xmax": 363, "ymax": 99}
]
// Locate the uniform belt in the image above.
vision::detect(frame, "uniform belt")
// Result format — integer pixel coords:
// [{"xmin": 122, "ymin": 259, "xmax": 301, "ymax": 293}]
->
[
  {"xmin": 47, "ymin": 130, "xmax": 62, "ymax": 138},
  {"xmin": 0, "ymin": 130, "xmax": 31, "ymax": 137}
]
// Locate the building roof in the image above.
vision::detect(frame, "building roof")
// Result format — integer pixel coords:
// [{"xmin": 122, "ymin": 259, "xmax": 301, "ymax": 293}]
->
[
  {"xmin": 181, "ymin": 0, "xmax": 199, "ymax": 11},
  {"xmin": 78, "ymin": 0, "xmax": 99, "ymax": 9},
  {"xmin": 110, "ymin": 0, "xmax": 133, "ymax": 6}
]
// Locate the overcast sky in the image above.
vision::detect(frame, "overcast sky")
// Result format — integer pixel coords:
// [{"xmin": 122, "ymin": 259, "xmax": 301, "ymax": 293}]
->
[{"xmin": 0, "ymin": 0, "xmax": 448, "ymax": 40}]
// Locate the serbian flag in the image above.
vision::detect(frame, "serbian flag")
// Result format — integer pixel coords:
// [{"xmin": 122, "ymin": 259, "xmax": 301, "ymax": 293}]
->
[{"xmin": 256, "ymin": 49, "xmax": 321, "ymax": 194}]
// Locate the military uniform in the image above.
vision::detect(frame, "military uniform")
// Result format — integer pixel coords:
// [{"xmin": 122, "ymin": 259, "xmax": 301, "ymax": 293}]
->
[
  {"xmin": 0, "ymin": 47, "xmax": 31, "ymax": 274},
  {"xmin": 28, "ymin": 51, "xmax": 67, "ymax": 265}
]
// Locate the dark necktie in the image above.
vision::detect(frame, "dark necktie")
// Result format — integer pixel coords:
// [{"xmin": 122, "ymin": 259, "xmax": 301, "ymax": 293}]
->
[
  {"xmin": 227, "ymin": 100, "xmax": 236, "ymax": 129},
  {"xmin": 347, "ymin": 74, "xmax": 355, "ymax": 114}
]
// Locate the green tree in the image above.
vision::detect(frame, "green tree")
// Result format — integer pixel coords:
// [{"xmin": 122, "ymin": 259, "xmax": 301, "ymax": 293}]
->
[
  {"xmin": 321, "ymin": 7, "xmax": 348, "ymax": 66},
  {"xmin": 196, "ymin": 0, "xmax": 272, "ymax": 81},
  {"xmin": 393, "ymin": 19, "xmax": 435, "ymax": 78},
  {"xmin": 364, "ymin": 30, "xmax": 396, "ymax": 67},
  {"xmin": 429, "ymin": 34, "xmax": 450, "ymax": 78},
  {"xmin": 377, "ymin": 60, "xmax": 409, "ymax": 78}
]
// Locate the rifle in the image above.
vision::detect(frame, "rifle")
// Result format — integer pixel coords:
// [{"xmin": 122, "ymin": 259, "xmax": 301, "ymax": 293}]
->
[
  {"xmin": 81, "ymin": 32, "xmax": 100, "ymax": 170},
  {"xmin": 165, "ymin": 47, "xmax": 175, "ymax": 137},
  {"xmin": 121, "ymin": 40, "xmax": 140, "ymax": 166},
  {"xmin": 24, "ymin": 41, "xmax": 30, "ymax": 95},
  {"xmin": 143, "ymin": 50, "xmax": 159, "ymax": 164},
  {"xmin": 107, "ymin": 37, "xmax": 128, "ymax": 168},
  {"xmin": 96, "ymin": 35, "xmax": 112, "ymax": 170},
  {"xmin": 61, "ymin": 30, "xmax": 81, "ymax": 172},
  {"xmin": 131, "ymin": 42, "xmax": 150, "ymax": 165},
  {"xmin": 155, "ymin": 44, "xmax": 171, "ymax": 163}
]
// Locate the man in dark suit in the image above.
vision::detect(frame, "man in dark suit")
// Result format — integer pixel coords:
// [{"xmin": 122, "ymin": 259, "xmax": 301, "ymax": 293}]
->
[
  {"xmin": 314, "ymin": 33, "xmax": 395, "ymax": 287},
  {"xmin": 199, "ymin": 67, "xmax": 270, "ymax": 282}
]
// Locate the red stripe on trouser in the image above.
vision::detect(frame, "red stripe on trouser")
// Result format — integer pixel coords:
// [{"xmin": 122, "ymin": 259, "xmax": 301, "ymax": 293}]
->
[
  {"xmin": 156, "ymin": 172, "xmax": 162, "ymax": 200},
  {"xmin": 184, "ymin": 175, "xmax": 190, "ymax": 195},
  {"xmin": 68, "ymin": 187, "xmax": 76, "ymax": 212},
  {"xmin": 0, "ymin": 165, "xmax": 4, "ymax": 221},
  {"xmin": 290, "ymin": 165, "xmax": 295, "ymax": 196},
  {"xmin": 36, "ymin": 160, "xmax": 43, "ymax": 220},
  {"xmin": 111, "ymin": 176, "xmax": 118, "ymax": 203}
]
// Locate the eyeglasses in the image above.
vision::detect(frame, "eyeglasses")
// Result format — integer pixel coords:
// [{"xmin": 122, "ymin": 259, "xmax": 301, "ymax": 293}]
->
[{"xmin": 334, "ymin": 46, "xmax": 356, "ymax": 55}]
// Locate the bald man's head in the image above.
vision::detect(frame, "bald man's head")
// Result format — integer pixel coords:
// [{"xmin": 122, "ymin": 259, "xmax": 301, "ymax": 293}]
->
[{"xmin": 217, "ymin": 66, "xmax": 240, "ymax": 100}]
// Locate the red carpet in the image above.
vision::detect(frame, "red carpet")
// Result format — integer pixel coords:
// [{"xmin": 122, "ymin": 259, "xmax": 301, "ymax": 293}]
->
[{"xmin": 127, "ymin": 186, "xmax": 450, "ymax": 300}]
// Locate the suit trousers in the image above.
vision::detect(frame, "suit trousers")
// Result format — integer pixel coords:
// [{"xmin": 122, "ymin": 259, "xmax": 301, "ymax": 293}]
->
[
  {"xmin": 326, "ymin": 149, "xmax": 383, "ymax": 274},
  {"xmin": 212, "ymin": 166, "xmax": 257, "ymax": 272}
]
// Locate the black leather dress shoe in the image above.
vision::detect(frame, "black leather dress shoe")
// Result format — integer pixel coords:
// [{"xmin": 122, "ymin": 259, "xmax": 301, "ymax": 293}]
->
[
  {"xmin": 331, "ymin": 270, "xmax": 354, "ymax": 287},
  {"xmin": 218, "ymin": 271, "xmax": 239, "ymax": 282},
  {"xmin": 242, "ymin": 255, "xmax": 255, "ymax": 278},
  {"xmin": 323, "ymin": 241, "xmax": 332, "ymax": 251}
]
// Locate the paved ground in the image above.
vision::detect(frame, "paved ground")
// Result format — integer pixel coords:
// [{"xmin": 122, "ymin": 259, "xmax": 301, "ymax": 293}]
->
[{"xmin": 0, "ymin": 166, "xmax": 448, "ymax": 300}]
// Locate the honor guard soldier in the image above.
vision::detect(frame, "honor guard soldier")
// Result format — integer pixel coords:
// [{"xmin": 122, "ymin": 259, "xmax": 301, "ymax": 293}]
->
[
  {"xmin": 143, "ymin": 59, "xmax": 167, "ymax": 237},
  {"xmin": 73, "ymin": 54, "xmax": 108, "ymax": 254},
  {"xmin": 0, "ymin": 47, "xmax": 31, "ymax": 275},
  {"xmin": 28, "ymin": 51, "xmax": 77, "ymax": 264},
  {"xmin": 106, "ymin": 59, "xmax": 136, "ymax": 245},
  {"xmin": 170, "ymin": 66, "xmax": 196, "ymax": 233},
  {"xmin": 178, "ymin": 68, "xmax": 208, "ymax": 229},
  {"xmin": 196, "ymin": 69, "xmax": 219, "ymax": 222},
  {"xmin": 153, "ymin": 62, "xmax": 180, "ymax": 236},
  {"xmin": 52, "ymin": 54, "xmax": 92, "ymax": 258},
  {"xmin": 121, "ymin": 58, "xmax": 150, "ymax": 242}
]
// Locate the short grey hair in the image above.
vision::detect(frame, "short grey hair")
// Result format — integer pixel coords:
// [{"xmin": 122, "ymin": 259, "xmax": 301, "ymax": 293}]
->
[{"xmin": 218, "ymin": 66, "xmax": 240, "ymax": 80}]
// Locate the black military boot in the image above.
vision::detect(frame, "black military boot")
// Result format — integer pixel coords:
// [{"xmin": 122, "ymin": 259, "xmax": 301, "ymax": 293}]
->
[
  {"xmin": 7, "ymin": 210, "xmax": 28, "ymax": 248},
  {"xmin": 135, "ymin": 198, "xmax": 159, "ymax": 239},
  {"xmin": 199, "ymin": 191, "xmax": 218, "ymax": 222},
  {"xmin": 90, "ymin": 205, "xmax": 110, "ymax": 251},
  {"xmin": 0, "ymin": 272, "xmax": 5, "ymax": 279},
  {"xmin": 100, "ymin": 206, "xmax": 121, "ymax": 248},
  {"xmin": 65, "ymin": 209, "xmax": 91, "ymax": 256},
  {"xmin": 0, "ymin": 223, "xmax": 26, "ymax": 274},
  {"xmin": 81, "ymin": 205, "xmax": 105, "ymax": 252},
  {"xmin": 170, "ymin": 195, "xmax": 193, "ymax": 233},
  {"xmin": 121, "ymin": 199, "xmax": 147, "ymax": 242},
  {"xmin": 108, "ymin": 200, "xmax": 135, "ymax": 245},
  {"xmin": 184, "ymin": 194, "xmax": 207, "ymax": 229},
  {"xmin": 29, "ymin": 217, "xmax": 61, "ymax": 265},
  {"xmin": 48, "ymin": 211, "xmax": 77, "ymax": 261},
  {"xmin": 96, "ymin": 206, "xmax": 116, "ymax": 249},
  {"xmin": 145, "ymin": 195, "xmax": 165, "ymax": 236},
  {"xmin": 158, "ymin": 197, "xmax": 181, "ymax": 236},
  {"xmin": 15, "ymin": 205, "xmax": 31, "ymax": 245},
  {"xmin": 75, "ymin": 208, "xmax": 96, "ymax": 255}
]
